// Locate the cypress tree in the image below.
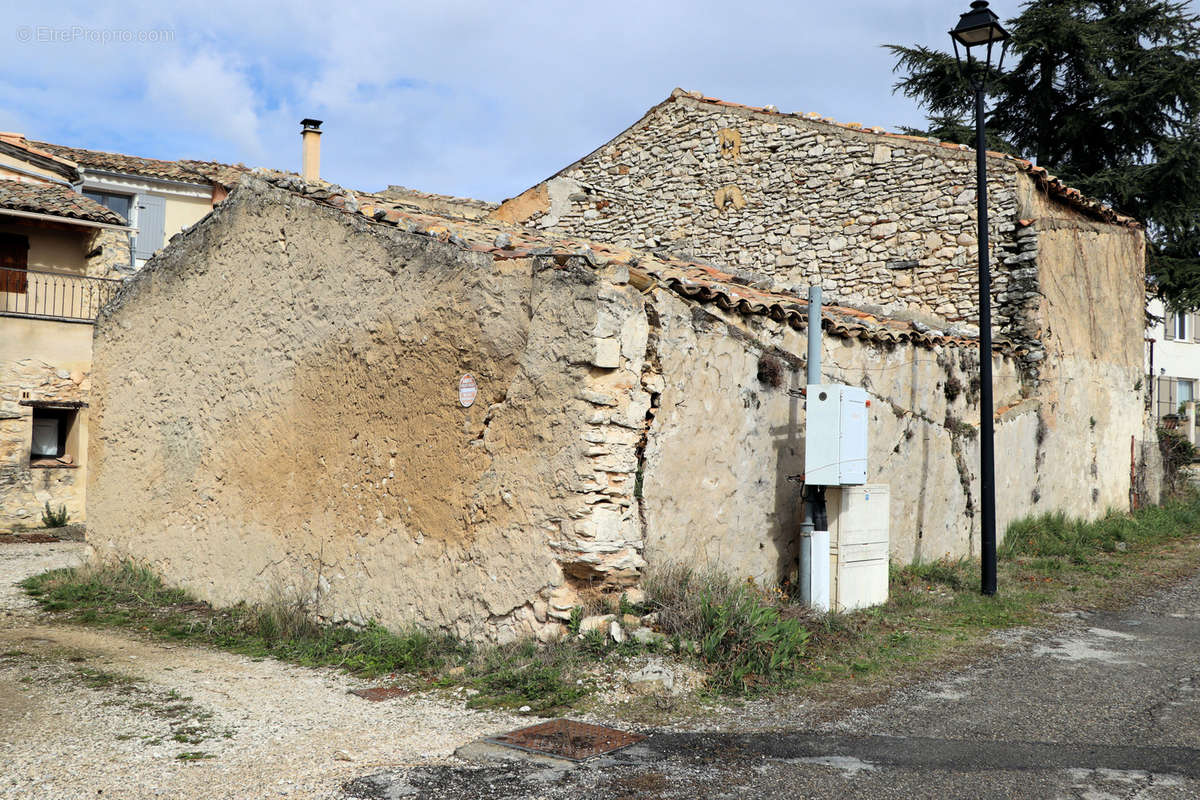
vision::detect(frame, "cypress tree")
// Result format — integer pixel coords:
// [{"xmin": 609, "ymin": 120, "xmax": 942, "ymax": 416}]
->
[{"xmin": 888, "ymin": 1, "xmax": 1200, "ymax": 307}]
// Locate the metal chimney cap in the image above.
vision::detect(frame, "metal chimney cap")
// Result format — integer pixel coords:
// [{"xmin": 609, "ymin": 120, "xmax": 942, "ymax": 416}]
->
[{"xmin": 301, "ymin": 118, "xmax": 324, "ymax": 131}]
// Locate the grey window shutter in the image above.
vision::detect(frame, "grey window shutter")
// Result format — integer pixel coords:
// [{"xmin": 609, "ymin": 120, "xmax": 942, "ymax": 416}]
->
[
  {"xmin": 1191, "ymin": 313, "xmax": 1200, "ymax": 342},
  {"xmin": 134, "ymin": 194, "xmax": 166, "ymax": 260},
  {"xmin": 1165, "ymin": 312, "xmax": 1176, "ymax": 340}
]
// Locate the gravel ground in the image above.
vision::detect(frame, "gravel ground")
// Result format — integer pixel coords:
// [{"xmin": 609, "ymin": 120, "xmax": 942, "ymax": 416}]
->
[{"xmin": 0, "ymin": 543, "xmax": 529, "ymax": 800}]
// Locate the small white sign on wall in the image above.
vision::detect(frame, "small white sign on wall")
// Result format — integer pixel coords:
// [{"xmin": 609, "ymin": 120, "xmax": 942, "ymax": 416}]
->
[{"xmin": 458, "ymin": 374, "xmax": 477, "ymax": 408}]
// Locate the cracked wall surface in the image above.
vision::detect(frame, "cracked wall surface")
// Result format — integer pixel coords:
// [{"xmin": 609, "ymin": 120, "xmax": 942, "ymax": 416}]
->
[{"xmin": 88, "ymin": 180, "xmax": 650, "ymax": 642}]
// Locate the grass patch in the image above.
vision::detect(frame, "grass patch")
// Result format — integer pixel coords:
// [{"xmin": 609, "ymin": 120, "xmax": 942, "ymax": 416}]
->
[
  {"xmin": 643, "ymin": 565, "xmax": 810, "ymax": 693},
  {"xmin": 19, "ymin": 496, "xmax": 1200, "ymax": 715},
  {"xmin": 21, "ymin": 562, "xmax": 468, "ymax": 681}
]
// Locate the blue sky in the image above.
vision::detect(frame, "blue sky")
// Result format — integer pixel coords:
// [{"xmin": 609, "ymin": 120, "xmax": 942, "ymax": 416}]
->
[{"xmin": 0, "ymin": 1, "xmax": 1113, "ymax": 201}]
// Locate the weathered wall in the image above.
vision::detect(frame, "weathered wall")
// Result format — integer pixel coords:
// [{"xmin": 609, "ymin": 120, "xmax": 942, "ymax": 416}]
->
[
  {"xmin": 88, "ymin": 179, "xmax": 653, "ymax": 642},
  {"xmin": 85, "ymin": 228, "xmax": 132, "ymax": 279},
  {"xmin": 0, "ymin": 319, "xmax": 91, "ymax": 528},
  {"xmin": 640, "ymin": 289, "xmax": 1038, "ymax": 579},
  {"xmin": 497, "ymin": 93, "xmax": 1041, "ymax": 348},
  {"xmin": 1015, "ymin": 173, "xmax": 1148, "ymax": 520}
]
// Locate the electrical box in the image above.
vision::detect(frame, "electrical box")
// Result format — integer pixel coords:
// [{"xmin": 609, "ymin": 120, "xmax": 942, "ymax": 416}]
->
[
  {"xmin": 804, "ymin": 384, "xmax": 868, "ymax": 486},
  {"xmin": 828, "ymin": 484, "xmax": 890, "ymax": 612}
]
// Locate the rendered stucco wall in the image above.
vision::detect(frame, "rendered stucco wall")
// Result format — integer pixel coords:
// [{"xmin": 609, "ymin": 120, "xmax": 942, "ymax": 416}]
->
[
  {"xmin": 89, "ymin": 180, "xmax": 652, "ymax": 642},
  {"xmin": 640, "ymin": 289, "xmax": 1035, "ymax": 579},
  {"xmin": 640, "ymin": 274, "xmax": 1145, "ymax": 582},
  {"xmin": 1016, "ymin": 177, "xmax": 1148, "ymax": 520}
]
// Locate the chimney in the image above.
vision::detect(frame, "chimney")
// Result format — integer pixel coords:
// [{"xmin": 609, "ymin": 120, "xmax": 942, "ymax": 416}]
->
[{"xmin": 300, "ymin": 118, "xmax": 323, "ymax": 181}]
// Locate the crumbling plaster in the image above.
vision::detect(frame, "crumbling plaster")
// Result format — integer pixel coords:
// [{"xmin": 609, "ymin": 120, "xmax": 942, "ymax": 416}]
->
[{"xmin": 89, "ymin": 180, "xmax": 652, "ymax": 642}]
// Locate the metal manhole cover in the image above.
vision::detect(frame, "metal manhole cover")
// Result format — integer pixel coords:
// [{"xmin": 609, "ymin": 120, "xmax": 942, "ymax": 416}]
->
[
  {"xmin": 348, "ymin": 687, "xmax": 411, "ymax": 702},
  {"xmin": 486, "ymin": 719, "xmax": 645, "ymax": 762}
]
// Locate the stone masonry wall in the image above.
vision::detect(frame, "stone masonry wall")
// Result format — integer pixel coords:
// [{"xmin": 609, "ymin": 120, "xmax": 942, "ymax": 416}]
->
[
  {"xmin": 85, "ymin": 227, "xmax": 133, "ymax": 279},
  {"xmin": 0, "ymin": 339, "xmax": 91, "ymax": 529},
  {"xmin": 88, "ymin": 179, "xmax": 653, "ymax": 643},
  {"xmin": 501, "ymin": 93, "xmax": 1042, "ymax": 359}
]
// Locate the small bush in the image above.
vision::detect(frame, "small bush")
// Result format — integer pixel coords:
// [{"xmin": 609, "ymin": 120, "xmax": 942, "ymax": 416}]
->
[
  {"xmin": 643, "ymin": 564, "xmax": 810, "ymax": 693},
  {"xmin": 1159, "ymin": 426, "xmax": 1197, "ymax": 495},
  {"xmin": 41, "ymin": 502, "xmax": 69, "ymax": 528}
]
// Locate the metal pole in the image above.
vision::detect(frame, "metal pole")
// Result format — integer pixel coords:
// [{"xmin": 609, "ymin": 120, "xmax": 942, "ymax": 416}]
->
[
  {"xmin": 976, "ymin": 81, "xmax": 997, "ymax": 596},
  {"xmin": 808, "ymin": 285, "xmax": 823, "ymax": 383},
  {"xmin": 799, "ymin": 286, "xmax": 824, "ymax": 607}
]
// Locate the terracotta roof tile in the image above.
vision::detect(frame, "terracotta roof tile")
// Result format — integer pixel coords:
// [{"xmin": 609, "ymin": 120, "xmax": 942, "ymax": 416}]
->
[
  {"xmin": 253, "ymin": 172, "xmax": 1003, "ymax": 355},
  {"xmin": 0, "ymin": 133, "xmax": 78, "ymax": 171},
  {"xmin": 0, "ymin": 179, "xmax": 128, "ymax": 225},
  {"xmin": 26, "ymin": 140, "xmax": 248, "ymax": 188}
]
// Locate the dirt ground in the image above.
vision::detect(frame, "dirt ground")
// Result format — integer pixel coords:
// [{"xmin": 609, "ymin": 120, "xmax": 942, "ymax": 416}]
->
[{"xmin": 0, "ymin": 542, "xmax": 529, "ymax": 800}]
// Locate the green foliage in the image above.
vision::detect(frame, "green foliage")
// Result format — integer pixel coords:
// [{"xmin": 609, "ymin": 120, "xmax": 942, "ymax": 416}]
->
[
  {"xmin": 643, "ymin": 564, "xmax": 811, "ymax": 694},
  {"xmin": 1158, "ymin": 425, "xmax": 1197, "ymax": 493},
  {"xmin": 888, "ymin": 0, "xmax": 1200, "ymax": 307},
  {"xmin": 460, "ymin": 639, "xmax": 590, "ymax": 714},
  {"xmin": 1001, "ymin": 495, "xmax": 1200, "ymax": 561},
  {"xmin": 566, "ymin": 606, "xmax": 583, "ymax": 636},
  {"xmin": 900, "ymin": 557, "xmax": 976, "ymax": 592},
  {"xmin": 694, "ymin": 589, "xmax": 810, "ymax": 693},
  {"xmin": 40, "ymin": 502, "xmax": 69, "ymax": 528},
  {"xmin": 21, "ymin": 561, "xmax": 468, "ymax": 678}
]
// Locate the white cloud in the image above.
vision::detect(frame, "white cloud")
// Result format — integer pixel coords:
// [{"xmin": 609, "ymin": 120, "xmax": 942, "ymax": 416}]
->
[
  {"xmin": 3, "ymin": 0, "xmax": 978, "ymax": 199},
  {"xmin": 145, "ymin": 53, "xmax": 264, "ymax": 157}
]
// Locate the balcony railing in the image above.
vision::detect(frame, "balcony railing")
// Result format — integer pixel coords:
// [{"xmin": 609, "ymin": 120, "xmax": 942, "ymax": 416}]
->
[{"xmin": 0, "ymin": 265, "xmax": 122, "ymax": 323}]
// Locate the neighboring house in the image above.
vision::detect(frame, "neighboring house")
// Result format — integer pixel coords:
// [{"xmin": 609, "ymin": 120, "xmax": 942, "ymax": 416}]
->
[
  {"xmin": 28, "ymin": 140, "xmax": 245, "ymax": 269},
  {"xmin": 1147, "ymin": 297, "xmax": 1200, "ymax": 439},
  {"xmin": 0, "ymin": 134, "xmax": 244, "ymax": 529},
  {"xmin": 0, "ymin": 167, "xmax": 131, "ymax": 526},
  {"xmin": 85, "ymin": 164, "xmax": 1150, "ymax": 641}
]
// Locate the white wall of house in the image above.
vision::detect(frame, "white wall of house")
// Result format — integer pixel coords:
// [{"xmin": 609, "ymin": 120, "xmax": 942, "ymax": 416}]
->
[
  {"xmin": 78, "ymin": 172, "xmax": 213, "ymax": 271},
  {"xmin": 1147, "ymin": 297, "xmax": 1200, "ymax": 432}
]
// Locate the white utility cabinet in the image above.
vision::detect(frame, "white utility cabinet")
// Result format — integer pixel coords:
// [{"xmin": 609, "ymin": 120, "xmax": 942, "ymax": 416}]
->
[
  {"xmin": 828, "ymin": 484, "xmax": 890, "ymax": 612},
  {"xmin": 804, "ymin": 384, "xmax": 868, "ymax": 486}
]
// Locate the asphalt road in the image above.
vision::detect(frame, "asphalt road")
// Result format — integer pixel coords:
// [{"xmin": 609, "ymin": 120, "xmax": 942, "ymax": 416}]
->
[{"xmin": 342, "ymin": 570, "xmax": 1200, "ymax": 800}]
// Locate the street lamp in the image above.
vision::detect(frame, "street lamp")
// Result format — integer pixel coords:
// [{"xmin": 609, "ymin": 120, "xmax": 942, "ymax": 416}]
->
[{"xmin": 950, "ymin": 0, "xmax": 1009, "ymax": 597}]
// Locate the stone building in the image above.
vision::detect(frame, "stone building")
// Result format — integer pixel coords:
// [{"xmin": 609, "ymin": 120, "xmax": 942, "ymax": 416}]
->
[
  {"xmin": 87, "ymin": 165, "xmax": 1149, "ymax": 642},
  {"xmin": 0, "ymin": 133, "xmax": 245, "ymax": 529},
  {"xmin": 0, "ymin": 174, "xmax": 131, "ymax": 527},
  {"xmin": 494, "ymin": 89, "xmax": 1144, "ymax": 387}
]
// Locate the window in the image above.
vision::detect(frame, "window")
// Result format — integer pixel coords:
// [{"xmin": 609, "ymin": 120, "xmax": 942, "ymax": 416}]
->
[
  {"xmin": 1174, "ymin": 312, "xmax": 1189, "ymax": 341},
  {"xmin": 29, "ymin": 406, "xmax": 80, "ymax": 467},
  {"xmin": 0, "ymin": 232, "xmax": 29, "ymax": 294},
  {"xmin": 82, "ymin": 190, "xmax": 133, "ymax": 222},
  {"xmin": 1179, "ymin": 379, "xmax": 1195, "ymax": 406}
]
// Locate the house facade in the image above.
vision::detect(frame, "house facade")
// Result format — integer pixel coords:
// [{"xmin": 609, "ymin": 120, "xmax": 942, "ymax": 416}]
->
[
  {"xmin": 0, "ymin": 135, "xmax": 242, "ymax": 529},
  {"xmin": 0, "ymin": 168, "xmax": 130, "ymax": 527},
  {"xmin": 1147, "ymin": 297, "xmax": 1200, "ymax": 443},
  {"xmin": 29, "ymin": 140, "xmax": 245, "ymax": 270}
]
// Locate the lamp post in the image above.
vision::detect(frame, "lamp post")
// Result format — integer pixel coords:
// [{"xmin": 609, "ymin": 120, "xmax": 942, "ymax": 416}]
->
[{"xmin": 950, "ymin": 0, "xmax": 1009, "ymax": 597}]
